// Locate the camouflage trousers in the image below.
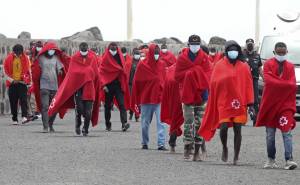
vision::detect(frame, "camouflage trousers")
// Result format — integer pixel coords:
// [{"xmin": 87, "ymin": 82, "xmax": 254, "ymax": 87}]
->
[{"xmin": 183, "ymin": 104, "xmax": 206, "ymax": 145}]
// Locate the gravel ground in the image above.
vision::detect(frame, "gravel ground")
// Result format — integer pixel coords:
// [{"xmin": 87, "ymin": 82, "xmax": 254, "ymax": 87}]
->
[{"xmin": 0, "ymin": 110, "xmax": 300, "ymax": 185}]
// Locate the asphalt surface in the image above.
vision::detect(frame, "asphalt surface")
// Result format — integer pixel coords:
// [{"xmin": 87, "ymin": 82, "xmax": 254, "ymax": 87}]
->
[{"xmin": 1, "ymin": 109, "xmax": 300, "ymax": 185}]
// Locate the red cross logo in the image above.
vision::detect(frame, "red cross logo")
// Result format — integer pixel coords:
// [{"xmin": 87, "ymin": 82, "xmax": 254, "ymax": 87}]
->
[
  {"xmin": 231, "ymin": 99, "xmax": 240, "ymax": 109},
  {"xmin": 279, "ymin": 116, "xmax": 288, "ymax": 127}
]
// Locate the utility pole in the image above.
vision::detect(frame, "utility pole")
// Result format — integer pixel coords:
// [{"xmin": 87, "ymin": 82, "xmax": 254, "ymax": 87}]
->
[
  {"xmin": 255, "ymin": 0, "xmax": 260, "ymax": 44},
  {"xmin": 127, "ymin": 0, "xmax": 133, "ymax": 41}
]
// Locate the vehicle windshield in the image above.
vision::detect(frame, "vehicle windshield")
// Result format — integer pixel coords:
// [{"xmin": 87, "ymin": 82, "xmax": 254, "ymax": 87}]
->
[{"xmin": 260, "ymin": 36, "xmax": 300, "ymax": 65}]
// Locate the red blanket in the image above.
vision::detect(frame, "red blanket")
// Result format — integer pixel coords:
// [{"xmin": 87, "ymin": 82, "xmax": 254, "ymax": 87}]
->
[
  {"xmin": 48, "ymin": 51, "xmax": 101, "ymax": 126},
  {"xmin": 160, "ymin": 51, "xmax": 176, "ymax": 67},
  {"xmin": 256, "ymin": 58, "xmax": 297, "ymax": 132},
  {"xmin": 161, "ymin": 64, "xmax": 184, "ymax": 136},
  {"xmin": 198, "ymin": 58, "xmax": 254, "ymax": 141},
  {"xmin": 99, "ymin": 45, "xmax": 130, "ymax": 109},
  {"xmin": 124, "ymin": 57, "xmax": 140, "ymax": 116},
  {"xmin": 31, "ymin": 42, "xmax": 69, "ymax": 112},
  {"xmin": 131, "ymin": 44, "xmax": 165, "ymax": 107},
  {"xmin": 175, "ymin": 48, "xmax": 211, "ymax": 105},
  {"xmin": 4, "ymin": 53, "xmax": 31, "ymax": 87}
]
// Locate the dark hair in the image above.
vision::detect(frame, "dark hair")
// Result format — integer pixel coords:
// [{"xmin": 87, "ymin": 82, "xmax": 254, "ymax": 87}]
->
[
  {"xmin": 210, "ymin": 47, "xmax": 216, "ymax": 53},
  {"xmin": 275, "ymin": 42, "xmax": 287, "ymax": 50},
  {"xmin": 79, "ymin": 42, "xmax": 88, "ymax": 49},
  {"xmin": 12, "ymin": 44, "xmax": 24, "ymax": 54},
  {"xmin": 132, "ymin": 47, "xmax": 139, "ymax": 53},
  {"xmin": 121, "ymin": 47, "xmax": 127, "ymax": 53}
]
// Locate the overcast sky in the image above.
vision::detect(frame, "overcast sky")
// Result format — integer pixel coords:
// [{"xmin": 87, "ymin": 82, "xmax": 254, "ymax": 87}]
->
[{"xmin": 0, "ymin": 0, "xmax": 299, "ymax": 44}]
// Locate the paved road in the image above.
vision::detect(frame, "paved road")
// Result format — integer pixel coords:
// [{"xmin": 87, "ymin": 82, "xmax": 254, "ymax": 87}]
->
[{"xmin": 1, "ymin": 110, "xmax": 300, "ymax": 185}]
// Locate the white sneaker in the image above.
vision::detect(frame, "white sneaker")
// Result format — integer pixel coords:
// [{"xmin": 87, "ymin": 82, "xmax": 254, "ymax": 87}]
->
[
  {"xmin": 284, "ymin": 160, "xmax": 298, "ymax": 170},
  {"xmin": 21, "ymin": 117, "xmax": 28, "ymax": 124},
  {"xmin": 12, "ymin": 121, "xmax": 19, "ymax": 125},
  {"xmin": 263, "ymin": 158, "xmax": 279, "ymax": 169}
]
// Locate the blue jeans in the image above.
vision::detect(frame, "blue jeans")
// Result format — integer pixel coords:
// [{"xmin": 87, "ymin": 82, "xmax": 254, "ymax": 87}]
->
[
  {"xmin": 141, "ymin": 104, "xmax": 166, "ymax": 147},
  {"xmin": 266, "ymin": 127, "xmax": 293, "ymax": 161}
]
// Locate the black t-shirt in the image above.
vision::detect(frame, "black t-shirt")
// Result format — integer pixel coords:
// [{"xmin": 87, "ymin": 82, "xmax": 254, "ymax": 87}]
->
[{"xmin": 244, "ymin": 51, "xmax": 262, "ymax": 79}]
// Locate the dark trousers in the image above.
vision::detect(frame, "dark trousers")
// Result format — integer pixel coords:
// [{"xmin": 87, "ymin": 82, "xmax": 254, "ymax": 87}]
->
[
  {"xmin": 40, "ymin": 89, "xmax": 57, "ymax": 129},
  {"xmin": 8, "ymin": 83, "xmax": 28, "ymax": 121},
  {"xmin": 253, "ymin": 79, "xmax": 259, "ymax": 114},
  {"xmin": 75, "ymin": 89, "xmax": 93, "ymax": 133},
  {"xmin": 104, "ymin": 80, "xmax": 127, "ymax": 125}
]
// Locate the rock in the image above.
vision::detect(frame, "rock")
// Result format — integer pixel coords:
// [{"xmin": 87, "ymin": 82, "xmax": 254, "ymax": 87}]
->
[
  {"xmin": 17, "ymin": 31, "xmax": 31, "ymax": 39},
  {"xmin": 132, "ymin": 39, "xmax": 144, "ymax": 44},
  {"xmin": 208, "ymin": 36, "xmax": 226, "ymax": 46},
  {"xmin": 62, "ymin": 26, "xmax": 103, "ymax": 41},
  {"xmin": 170, "ymin": 37, "xmax": 183, "ymax": 44},
  {"xmin": 86, "ymin": 27, "xmax": 103, "ymax": 41},
  {"xmin": 0, "ymin": 33, "xmax": 6, "ymax": 39},
  {"xmin": 152, "ymin": 37, "xmax": 178, "ymax": 44}
]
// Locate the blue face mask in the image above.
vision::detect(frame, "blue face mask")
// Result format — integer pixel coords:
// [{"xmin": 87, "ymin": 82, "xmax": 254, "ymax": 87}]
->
[
  {"xmin": 227, "ymin": 50, "xmax": 239, "ymax": 60},
  {"xmin": 48, "ymin": 50, "xmax": 55, "ymax": 56},
  {"xmin": 190, "ymin": 45, "xmax": 201, "ymax": 54}
]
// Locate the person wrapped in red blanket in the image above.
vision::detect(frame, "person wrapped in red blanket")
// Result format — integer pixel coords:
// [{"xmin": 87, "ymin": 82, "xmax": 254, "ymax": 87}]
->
[
  {"xmin": 160, "ymin": 64, "xmax": 184, "ymax": 153},
  {"xmin": 256, "ymin": 42, "xmax": 298, "ymax": 170},
  {"xmin": 100, "ymin": 42, "xmax": 130, "ymax": 132},
  {"xmin": 31, "ymin": 42, "xmax": 69, "ymax": 133},
  {"xmin": 48, "ymin": 42, "xmax": 101, "ymax": 136},
  {"xmin": 199, "ymin": 40, "xmax": 254, "ymax": 165},
  {"xmin": 160, "ymin": 43, "xmax": 177, "ymax": 67},
  {"xmin": 131, "ymin": 43, "xmax": 167, "ymax": 150},
  {"xmin": 174, "ymin": 35, "xmax": 211, "ymax": 161},
  {"xmin": 124, "ymin": 48, "xmax": 141, "ymax": 121}
]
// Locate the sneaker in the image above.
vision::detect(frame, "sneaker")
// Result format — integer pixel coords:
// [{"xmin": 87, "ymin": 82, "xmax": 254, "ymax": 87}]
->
[
  {"xmin": 21, "ymin": 117, "xmax": 29, "ymax": 124},
  {"xmin": 122, "ymin": 123, "xmax": 130, "ymax": 132},
  {"xmin": 82, "ymin": 130, "xmax": 88, "ymax": 137},
  {"xmin": 105, "ymin": 122, "xmax": 112, "ymax": 131},
  {"xmin": 284, "ymin": 160, "xmax": 298, "ymax": 170},
  {"xmin": 158, "ymin": 146, "xmax": 168, "ymax": 151},
  {"xmin": 135, "ymin": 117, "xmax": 139, "ymax": 122},
  {"xmin": 42, "ymin": 127, "xmax": 49, "ymax": 133},
  {"xmin": 142, "ymin": 145, "xmax": 148, "ymax": 150},
  {"xmin": 170, "ymin": 146, "xmax": 176, "ymax": 154},
  {"xmin": 263, "ymin": 158, "xmax": 279, "ymax": 169},
  {"xmin": 49, "ymin": 127, "xmax": 55, "ymax": 133},
  {"xmin": 12, "ymin": 121, "xmax": 19, "ymax": 125}
]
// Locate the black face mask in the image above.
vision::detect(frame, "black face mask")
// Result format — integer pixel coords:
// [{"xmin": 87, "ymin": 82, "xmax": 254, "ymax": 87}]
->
[{"xmin": 247, "ymin": 44, "xmax": 254, "ymax": 51}]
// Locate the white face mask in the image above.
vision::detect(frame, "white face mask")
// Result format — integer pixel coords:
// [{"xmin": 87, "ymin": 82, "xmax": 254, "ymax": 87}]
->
[
  {"xmin": 275, "ymin": 54, "xmax": 287, "ymax": 62},
  {"xmin": 210, "ymin": 52, "xmax": 216, "ymax": 56},
  {"xmin": 36, "ymin": 47, "xmax": 42, "ymax": 52},
  {"xmin": 109, "ymin": 49, "xmax": 117, "ymax": 56},
  {"xmin": 154, "ymin": 54, "xmax": 159, "ymax": 61},
  {"xmin": 80, "ymin": 50, "xmax": 88, "ymax": 56},
  {"xmin": 227, "ymin": 50, "xmax": 239, "ymax": 60},
  {"xmin": 189, "ymin": 45, "xmax": 201, "ymax": 54},
  {"xmin": 134, "ymin": 54, "xmax": 140, "ymax": 60},
  {"xmin": 48, "ymin": 50, "xmax": 55, "ymax": 56},
  {"xmin": 140, "ymin": 56, "xmax": 145, "ymax": 60},
  {"xmin": 161, "ymin": 49, "xmax": 168, "ymax": 53},
  {"xmin": 123, "ymin": 53, "xmax": 127, "ymax": 57}
]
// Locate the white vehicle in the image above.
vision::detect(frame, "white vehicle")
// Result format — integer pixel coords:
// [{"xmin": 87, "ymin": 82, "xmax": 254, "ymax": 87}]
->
[{"xmin": 258, "ymin": 34, "xmax": 300, "ymax": 117}]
